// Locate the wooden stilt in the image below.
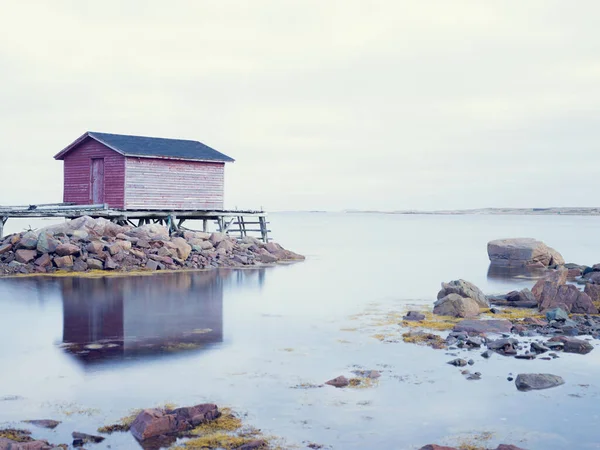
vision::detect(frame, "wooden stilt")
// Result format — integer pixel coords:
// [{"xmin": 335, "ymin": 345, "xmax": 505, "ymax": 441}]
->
[
  {"xmin": 203, "ymin": 219, "xmax": 208, "ymax": 232},
  {"xmin": 259, "ymin": 216, "xmax": 268, "ymax": 243},
  {"xmin": 0, "ymin": 216, "xmax": 7, "ymax": 239}
]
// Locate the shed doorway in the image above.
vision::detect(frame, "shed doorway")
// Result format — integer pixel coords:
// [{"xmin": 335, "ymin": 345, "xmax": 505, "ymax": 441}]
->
[{"xmin": 91, "ymin": 158, "xmax": 105, "ymax": 204}]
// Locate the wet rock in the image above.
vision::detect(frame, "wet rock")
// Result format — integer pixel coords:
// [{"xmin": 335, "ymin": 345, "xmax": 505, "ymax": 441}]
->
[
  {"xmin": 447, "ymin": 358, "xmax": 467, "ymax": 367},
  {"xmin": 515, "ymin": 354, "xmax": 536, "ymax": 360},
  {"xmin": 453, "ymin": 319, "xmax": 512, "ymax": 334},
  {"xmin": 433, "ymin": 294, "xmax": 480, "ymax": 318},
  {"xmin": 467, "ymin": 372, "xmax": 481, "ymax": 380},
  {"xmin": 0, "ymin": 437, "xmax": 53, "ymax": 449},
  {"xmin": 325, "ymin": 376, "xmax": 349, "ymax": 388},
  {"xmin": 523, "ymin": 317, "xmax": 547, "ymax": 326},
  {"xmin": 545, "ymin": 341, "xmax": 564, "ymax": 350},
  {"xmin": 467, "ymin": 359, "xmax": 474, "ymax": 365},
  {"xmin": 437, "ymin": 279, "xmax": 489, "ymax": 307},
  {"xmin": 466, "ymin": 337, "xmax": 484, "ymax": 347},
  {"xmin": 515, "ymin": 373, "xmax": 565, "ymax": 391},
  {"xmin": 495, "ymin": 445, "xmax": 528, "ymax": 450},
  {"xmin": 72, "ymin": 431, "xmax": 105, "ymax": 445},
  {"xmin": 545, "ymin": 308, "xmax": 569, "ymax": 322},
  {"xmin": 506, "ymin": 288, "xmax": 537, "ymax": 304},
  {"xmin": 403, "ymin": 311, "xmax": 425, "ymax": 321},
  {"xmin": 488, "ymin": 237, "xmax": 564, "ymax": 267},
  {"xmin": 481, "ymin": 350, "xmax": 494, "ymax": 358},
  {"xmin": 549, "ymin": 336, "xmax": 593, "ymax": 354},
  {"xmin": 15, "ymin": 249, "xmax": 37, "ymax": 264},
  {"xmin": 23, "ymin": 420, "xmax": 61, "ymax": 429},
  {"xmin": 488, "ymin": 338, "xmax": 518, "ymax": 355},
  {"xmin": 530, "ymin": 342, "xmax": 549, "ymax": 353},
  {"xmin": 130, "ymin": 409, "xmax": 177, "ymax": 441},
  {"xmin": 172, "ymin": 403, "xmax": 220, "ymax": 427}
]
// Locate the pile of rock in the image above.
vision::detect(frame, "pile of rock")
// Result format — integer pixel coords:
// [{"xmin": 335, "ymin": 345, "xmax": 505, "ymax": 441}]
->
[{"xmin": 0, "ymin": 216, "xmax": 304, "ymax": 276}]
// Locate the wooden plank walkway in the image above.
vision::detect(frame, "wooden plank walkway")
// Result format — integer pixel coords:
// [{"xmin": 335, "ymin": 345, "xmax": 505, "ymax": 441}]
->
[{"xmin": 0, "ymin": 203, "xmax": 271, "ymax": 242}]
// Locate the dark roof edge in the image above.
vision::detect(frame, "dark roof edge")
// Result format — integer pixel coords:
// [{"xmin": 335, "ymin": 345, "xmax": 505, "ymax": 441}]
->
[{"xmin": 54, "ymin": 131, "xmax": 235, "ymax": 162}]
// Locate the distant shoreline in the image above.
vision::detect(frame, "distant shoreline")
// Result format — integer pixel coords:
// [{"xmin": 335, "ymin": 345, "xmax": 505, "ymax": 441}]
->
[{"xmin": 342, "ymin": 207, "xmax": 600, "ymax": 216}]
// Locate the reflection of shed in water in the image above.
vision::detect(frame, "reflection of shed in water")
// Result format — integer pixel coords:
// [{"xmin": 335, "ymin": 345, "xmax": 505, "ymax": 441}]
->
[{"xmin": 61, "ymin": 271, "xmax": 226, "ymax": 365}]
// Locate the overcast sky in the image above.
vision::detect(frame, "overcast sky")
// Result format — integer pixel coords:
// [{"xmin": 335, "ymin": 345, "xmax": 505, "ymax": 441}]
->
[{"xmin": 1, "ymin": 1, "xmax": 599, "ymax": 211}]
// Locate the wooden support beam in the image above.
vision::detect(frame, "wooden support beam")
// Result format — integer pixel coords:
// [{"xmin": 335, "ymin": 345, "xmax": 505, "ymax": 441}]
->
[
  {"xmin": 259, "ymin": 216, "xmax": 269, "ymax": 243},
  {"xmin": 203, "ymin": 219, "xmax": 208, "ymax": 232},
  {"xmin": 0, "ymin": 216, "xmax": 7, "ymax": 239}
]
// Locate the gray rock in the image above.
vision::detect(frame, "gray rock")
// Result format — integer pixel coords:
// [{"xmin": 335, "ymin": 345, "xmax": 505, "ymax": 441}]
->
[
  {"xmin": 550, "ymin": 336, "xmax": 594, "ymax": 355},
  {"xmin": 515, "ymin": 373, "xmax": 565, "ymax": 391},
  {"xmin": 447, "ymin": 358, "xmax": 467, "ymax": 367},
  {"xmin": 325, "ymin": 376, "xmax": 349, "ymax": 388},
  {"xmin": 530, "ymin": 342, "xmax": 550, "ymax": 354},
  {"xmin": 437, "ymin": 279, "xmax": 489, "ymax": 307},
  {"xmin": 402, "ymin": 311, "xmax": 426, "ymax": 321},
  {"xmin": 453, "ymin": 319, "xmax": 513, "ymax": 334},
  {"xmin": 546, "ymin": 308, "xmax": 569, "ymax": 322},
  {"xmin": 488, "ymin": 238, "xmax": 565, "ymax": 267},
  {"xmin": 433, "ymin": 294, "xmax": 480, "ymax": 318}
]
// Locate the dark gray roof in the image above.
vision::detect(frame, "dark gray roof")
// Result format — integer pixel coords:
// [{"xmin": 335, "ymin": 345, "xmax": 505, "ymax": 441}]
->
[{"xmin": 55, "ymin": 132, "xmax": 234, "ymax": 162}]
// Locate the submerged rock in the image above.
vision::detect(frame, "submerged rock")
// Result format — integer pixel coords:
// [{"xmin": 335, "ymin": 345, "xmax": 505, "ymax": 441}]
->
[
  {"xmin": 402, "ymin": 311, "xmax": 425, "ymax": 321},
  {"xmin": 23, "ymin": 420, "xmax": 60, "ymax": 429},
  {"xmin": 515, "ymin": 373, "xmax": 565, "ymax": 391},
  {"xmin": 453, "ymin": 319, "xmax": 512, "ymax": 334},
  {"xmin": 549, "ymin": 336, "xmax": 594, "ymax": 354},
  {"xmin": 325, "ymin": 376, "xmax": 349, "ymax": 388}
]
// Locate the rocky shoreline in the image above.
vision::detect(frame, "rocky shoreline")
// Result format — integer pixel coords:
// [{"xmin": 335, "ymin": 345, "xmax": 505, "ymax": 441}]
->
[{"xmin": 0, "ymin": 216, "xmax": 304, "ymax": 277}]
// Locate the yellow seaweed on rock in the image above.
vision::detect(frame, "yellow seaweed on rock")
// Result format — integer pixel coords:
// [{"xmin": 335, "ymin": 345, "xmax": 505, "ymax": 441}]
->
[{"xmin": 400, "ymin": 311, "xmax": 461, "ymax": 331}]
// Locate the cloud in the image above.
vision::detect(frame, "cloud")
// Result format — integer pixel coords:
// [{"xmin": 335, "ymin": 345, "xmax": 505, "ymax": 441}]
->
[{"xmin": 1, "ymin": 0, "xmax": 599, "ymax": 211}]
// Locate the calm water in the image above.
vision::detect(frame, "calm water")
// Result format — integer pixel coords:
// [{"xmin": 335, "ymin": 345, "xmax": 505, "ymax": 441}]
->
[{"xmin": 1, "ymin": 213, "xmax": 600, "ymax": 449}]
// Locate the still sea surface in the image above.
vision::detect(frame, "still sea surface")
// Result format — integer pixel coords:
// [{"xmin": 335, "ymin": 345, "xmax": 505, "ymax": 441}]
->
[{"xmin": 1, "ymin": 213, "xmax": 600, "ymax": 449}]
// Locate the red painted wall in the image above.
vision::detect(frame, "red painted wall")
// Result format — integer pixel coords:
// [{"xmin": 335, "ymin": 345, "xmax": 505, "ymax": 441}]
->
[
  {"xmin": 62, "ymin": 138, "xmax": 126, "ymax": 208},
  {"xmin": 125, "ymin": 157, "xmax": 225, "ymax": 210}
]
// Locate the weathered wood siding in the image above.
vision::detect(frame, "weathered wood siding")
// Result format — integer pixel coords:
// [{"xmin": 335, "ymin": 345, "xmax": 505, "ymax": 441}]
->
[
  {"xmin": 124, "ymin": 157, "xmax": 225, "ymax": 210},
  {"xmin": 62, "ymin": 139, "xmax": 126, "ymax": 208}
]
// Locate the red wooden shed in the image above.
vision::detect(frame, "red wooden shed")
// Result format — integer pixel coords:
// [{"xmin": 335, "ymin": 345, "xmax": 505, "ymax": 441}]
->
[{"xmin": 54, "ymin": 132, "xmax": 235, "ymax": 210}]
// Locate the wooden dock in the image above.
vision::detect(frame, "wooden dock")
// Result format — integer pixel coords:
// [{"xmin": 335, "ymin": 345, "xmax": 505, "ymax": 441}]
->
[{"xmin": 0, "ymin": 203, "xmax": 271, "ymax": 242}]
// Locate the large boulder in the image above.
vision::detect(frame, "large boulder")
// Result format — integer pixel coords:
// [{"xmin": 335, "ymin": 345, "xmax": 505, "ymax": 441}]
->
[
  {"xmin": 39, "ymin": 216, "xmax": 127, "ymax": 239},
  {"xmin": 125, "ymin": 223, "xmax": 169, "ymax": 241},
  {"xmin": 171, "ymin": 237, "xmax": 192, "ymax": 260},
  {"xmin": 437, "ymin": 279, "xmax": 488, "ymax": 308},
  {"xmin": 515, "ymin": 373, "xmax": 565, "ymax": 391},
  {"xmin": 549, "ymin": 336, "xmax": 594, "ymax": 354},
  {"xmin": 130, "ymin": 409, "xmax": 177, "ymax": 441},
  {"xmin": 584, "ymin": 283, "xmax": 600, "ymax": 302},
  {"xmin": 487, "ymin": 238, "xmax": 564, "ymax": 268},
  {"xmin": 537, "ymin": 283, "xmax": 598, "ymax": 314},
  {"xmin": 433, "ymin": 294, "xmax": 480, "ymax": 318}
]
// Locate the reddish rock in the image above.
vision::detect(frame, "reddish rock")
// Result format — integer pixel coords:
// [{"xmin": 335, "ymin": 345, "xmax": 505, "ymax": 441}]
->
[
  {"xmin": 171, "ymin": 237, "xmax": 192, "ymax": 260},
  {"xmin": 34, "ymin": 253, "xmax": 53, "ymax": 267},
  {"xmin": 538, "ymin": 283, "xmax": 598, "ymax": 314},
  {"xmin": 86, "ymin": 241, "xmax": 105, "ymax": 254},
  {"xmin": 0, "ymin": 244, "xmax": 12, "ymax": 255},
  {"xmin": 567, "ymin": 268, "xmax": 582, "ymax": 278},
  {"xmin": 54, "ymin": 255, "xmax": 74, "ymax": 268},
  {"xmin": 0, "ymin": 438, "xmax": 53, "ymax": 449},
  {"xmin": 15, "ymin": 249, "xmax": 37, "ymax": 264},
  {"xmin": 584, "ymin": 283, "xmax": 600, "ymax": 302},
  {"xmin": 523, "ymin": 317, "xmax": 547, "ymax": 326},
  {"xmin": 109, "ymin": 240, "xmax": 132, "ymax": 255},
  {"xmin": 130, "ymin": 409, "xmax": 177, "ymax": 441},
  {"xmin": 171, "ymin": 403, "xmax": 220, "ymax": 427},
  {"xmin": 325, "ymin": 375, "xmax": 349, "ymax": 388},
  {"xmin": 258, "ymin": 253, "xmax": 278, "ymax": 263},
  {"xmin": 55, "ymin": 243, "xmax": 80, "ymax": 256}
]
